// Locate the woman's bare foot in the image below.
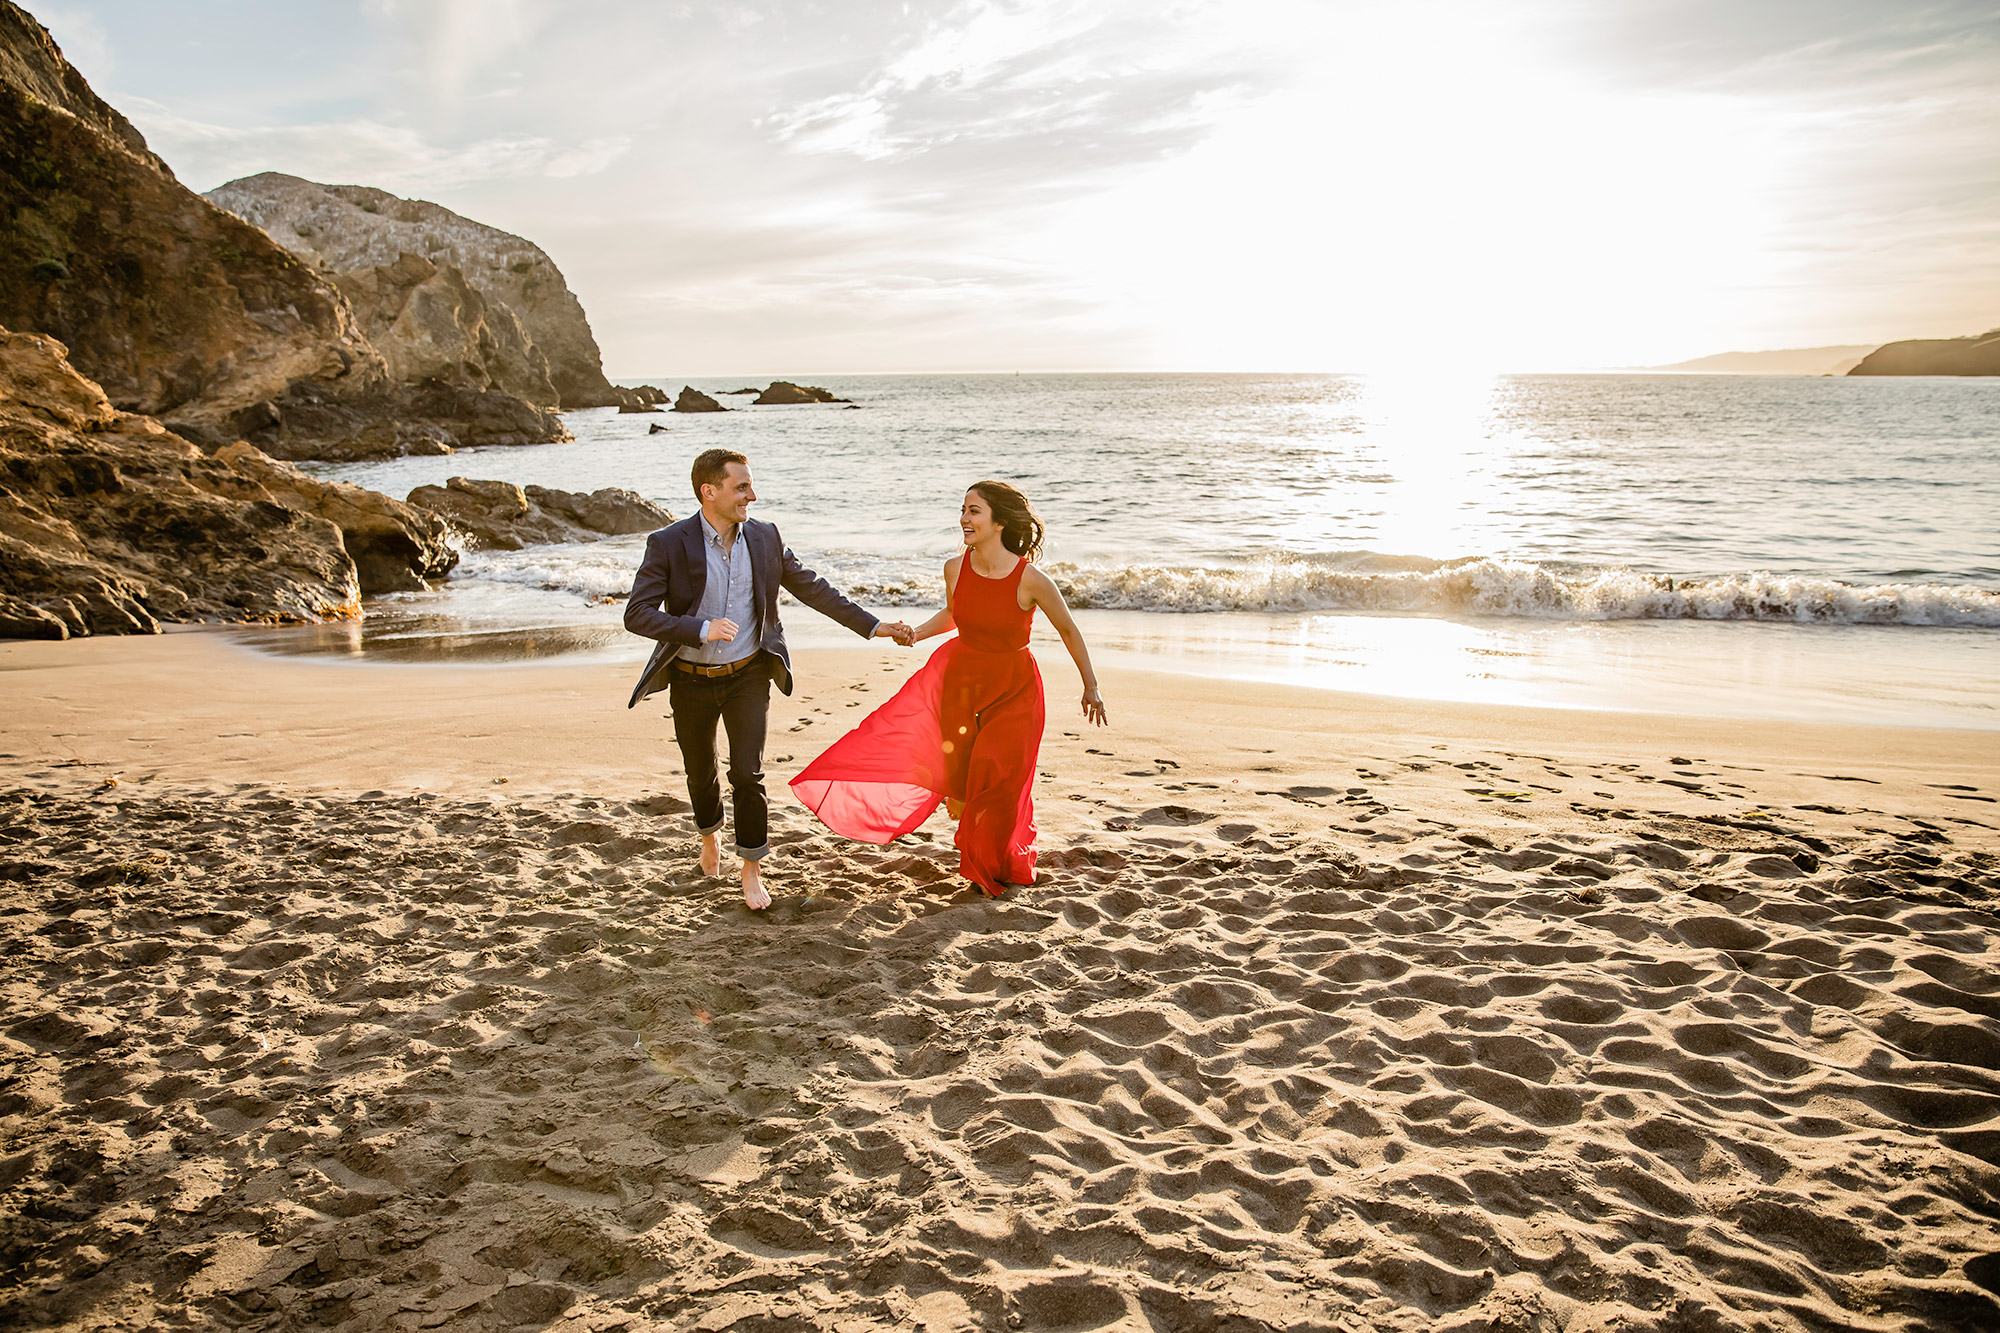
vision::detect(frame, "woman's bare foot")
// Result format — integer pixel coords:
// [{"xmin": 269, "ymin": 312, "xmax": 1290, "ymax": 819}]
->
[
  {"xmin": 741, "ymin": 861, "xmax": 770, "ymax": 911},
  {"xmin": 946, "ymin": 797, "xmax": 964, "ymax": 820},
  {"xmin": 699, "ymin": 833, "xmax": 721, "ymax": 877}
]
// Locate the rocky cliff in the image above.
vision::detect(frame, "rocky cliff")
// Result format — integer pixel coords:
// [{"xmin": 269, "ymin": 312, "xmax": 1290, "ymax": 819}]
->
[
  {"xmin": 0, "ymin": 4, "xmax": 567, "ymax": 460},
  {"xmin": 0, "ymin": 4, "xmax": 380, "ymax": 426},
  {"xmin": 0, "ymin": 1, "xmax": 168, "ymax": 177},
  {"xmin": 0, "ymin": 327, "xmax": 326, "ymax": 636},
  {"xmin": 0, "ymin": 323, "xmax": 462, "ymax": 638},
  {"xmin": 324, "ymin": 249, "xmax": 557, "ymax": 407},
  {"xmin": 1847, "ymin": 328, "xmax": 2000, "ymax": 376},
  {"xmin": 204, "ymin": 172, "xmax": 630, "ymax": 409}
]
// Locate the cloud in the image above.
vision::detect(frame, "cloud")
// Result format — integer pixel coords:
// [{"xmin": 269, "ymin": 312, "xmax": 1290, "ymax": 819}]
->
[
  {"xmin": 762, "ymin": 0, "xmax": 1273, "ymax": 176},
  {"xmin": 1561, "ymin": 0, "xmax": 2000, "ymax": 91},
  {"xmin": 123, "ymin": 98, "xmax": 631, "ymax": 192},
  {"xmin": 767, "ymin": 92, "xmax": 897, "ymax": 160},
  {"xmin": 44, "ymin": 0, "xmax": 2000, "ymax": 370},
  {"xmin": 359, "ymin": 0, "xmax": 548, "ymax": 113}
]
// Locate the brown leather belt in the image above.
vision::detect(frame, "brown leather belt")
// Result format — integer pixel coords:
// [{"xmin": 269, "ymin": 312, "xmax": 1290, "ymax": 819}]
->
[{"xmin": 670, "ymin": 653, "xmax": 760, "ymax": 679}]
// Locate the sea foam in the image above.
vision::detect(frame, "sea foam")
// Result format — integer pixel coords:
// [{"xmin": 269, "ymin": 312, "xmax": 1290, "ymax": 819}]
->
[
  {"xmin": 864, "ymin": 557, "xmax": 2000, "ymax": 627},
  {"xmin": 456, "ymin": 544, "xmax": 1999, "ymax": 628}
]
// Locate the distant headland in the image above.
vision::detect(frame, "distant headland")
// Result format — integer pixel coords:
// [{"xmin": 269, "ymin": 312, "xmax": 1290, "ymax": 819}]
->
[
  {"xmin": 1641, "ymin": 327, "xmax": 2000, "ymax": 377},
  {"xmin": 1847, "ymin": 328, "xmax": 2000, "ymax": 376},
  {"xmin": 1641, "ymin": 346, "xmax": 1877, "ymax": 375}
]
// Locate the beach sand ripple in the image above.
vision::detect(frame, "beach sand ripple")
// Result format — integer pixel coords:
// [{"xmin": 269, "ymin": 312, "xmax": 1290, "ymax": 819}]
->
[{"xmin": 5, "ymin": 779, "xmax": 2000, "ymax": 1331}]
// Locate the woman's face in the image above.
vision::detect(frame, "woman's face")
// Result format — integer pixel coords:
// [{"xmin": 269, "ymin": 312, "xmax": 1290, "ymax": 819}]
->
[{"xmin": 961, "ymin": 489, "xmax": 999, "ymax": 547}]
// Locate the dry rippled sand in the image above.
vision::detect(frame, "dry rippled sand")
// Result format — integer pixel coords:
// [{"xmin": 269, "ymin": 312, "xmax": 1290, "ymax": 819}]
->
[{"xmin": 5, "ymin": 763, "xmax": 2000, "ymax": 1333}]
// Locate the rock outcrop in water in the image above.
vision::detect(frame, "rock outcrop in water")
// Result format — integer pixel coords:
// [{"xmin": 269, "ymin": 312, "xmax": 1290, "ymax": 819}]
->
[
  {"xmin": 218, "ymin": 376, "xmax": 566, "ymax": 464},
  {"xmin": 1847, "ymin": 328, "xmax": 2000, "ymax": 377},
  {"xmin": 404, "ymin": 476, "xmax": 672, "ymax": 551},
  {"xmin": 752, "ymin": 378, "xmax": 844, "ymax": 404},
  {"xmin": 753, "ymin": 381, "xmax": 850, "ymax": 405},
  {"xmin": 204, "ymin": 172, "xmax": 639, "ymax": 410},
  {"xmin": 0, "ymin": 4, "xmax": 567, "ymax": 462},
  {"xmin": 673, "ymin": 386, "xmax": 726, "ymax": 413},
  {"xmin": 0, "ymin": 325, "xmax": 366, "ymax": 638}
]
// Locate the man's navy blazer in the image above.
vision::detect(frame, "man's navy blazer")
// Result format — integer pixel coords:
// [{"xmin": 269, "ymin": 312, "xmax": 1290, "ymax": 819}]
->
[{"xmin": 623, "ymin": 514, "xmax": 879, "ymax": 709}]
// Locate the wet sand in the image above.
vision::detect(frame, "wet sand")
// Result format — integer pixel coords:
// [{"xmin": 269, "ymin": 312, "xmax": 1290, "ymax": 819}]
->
[{"xmin": 3, "ymin": 630, "xmax": 1999, "ymax": 1331}]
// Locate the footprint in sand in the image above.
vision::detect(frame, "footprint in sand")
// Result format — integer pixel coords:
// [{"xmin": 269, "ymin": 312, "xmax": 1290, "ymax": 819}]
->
[
  {"xmin": 1134, "ymin": 805, "xmax": 1215, "ymax": 827},
  {"xmin": 13, "ymin": 783, "xmax": 2000, "ymax": 1332}
]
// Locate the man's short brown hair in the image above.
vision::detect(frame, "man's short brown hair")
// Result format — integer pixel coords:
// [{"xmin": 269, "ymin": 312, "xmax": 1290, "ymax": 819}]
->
[{"xmin": 691, "ymin": 448, "xmax": 748, "ymax": 502}]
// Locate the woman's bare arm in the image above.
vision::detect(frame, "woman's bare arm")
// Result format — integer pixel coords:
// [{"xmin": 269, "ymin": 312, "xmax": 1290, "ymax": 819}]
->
[
  {"xmin": 908, "ymin": 556, "xmax": 961, "ymax": 643},
  {"xmin": 1022, "ymin": 566, "xmax": 1106, "ymax": 726}
]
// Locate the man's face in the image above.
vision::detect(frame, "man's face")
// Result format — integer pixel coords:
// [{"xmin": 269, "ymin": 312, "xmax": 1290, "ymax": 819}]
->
[{"xmin": 703, "ymin": 463, "xmax": 756, "ymax": 523}]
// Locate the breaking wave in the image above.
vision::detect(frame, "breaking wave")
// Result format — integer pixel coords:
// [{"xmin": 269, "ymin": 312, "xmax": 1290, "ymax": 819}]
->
[
  {"xmin": 866, "ymin": 555, "xmax": 2000, "ymax": 627},
  {"xmin": 453, "ymin": 546, "xmax": 642, "ymax": 602},
  {"xmin": 454, "ymin": 544, "xmax": 2000, "ymax": 628}
]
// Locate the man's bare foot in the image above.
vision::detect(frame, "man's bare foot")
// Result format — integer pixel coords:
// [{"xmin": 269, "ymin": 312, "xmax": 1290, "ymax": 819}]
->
[
  {"xmin": 741, "ymin": 861, "xmax": 770, "ymax": 911},
  {"xmin": 699, "ymin": 833, "xmax": 721, "ymax": 877}
]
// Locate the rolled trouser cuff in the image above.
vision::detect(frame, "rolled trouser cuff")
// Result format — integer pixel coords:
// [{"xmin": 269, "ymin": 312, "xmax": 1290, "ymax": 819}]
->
[
  {"xmin": 696, "ymin": 815, "xmax": 726, "ymax": 837},
  {"xmin": 735, "ymin": 840, "xmax": 771, "ymax": 863}
]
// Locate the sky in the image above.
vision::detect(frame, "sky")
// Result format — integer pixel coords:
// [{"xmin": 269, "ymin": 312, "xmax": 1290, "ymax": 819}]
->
[{"xmin": 32, "ymin": 0, "xmax": 2000, "ymax": 376}]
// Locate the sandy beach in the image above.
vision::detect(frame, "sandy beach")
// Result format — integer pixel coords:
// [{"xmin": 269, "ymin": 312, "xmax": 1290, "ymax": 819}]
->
[{"xmin": 5, "ymin": 629, "xmax": 2000, "ymax": 1332}]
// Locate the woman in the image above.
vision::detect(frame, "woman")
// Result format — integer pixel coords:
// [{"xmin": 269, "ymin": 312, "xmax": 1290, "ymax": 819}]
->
[{"xmin": 791, "ymin": 481, "xmax": 1107, "ymax": 894}]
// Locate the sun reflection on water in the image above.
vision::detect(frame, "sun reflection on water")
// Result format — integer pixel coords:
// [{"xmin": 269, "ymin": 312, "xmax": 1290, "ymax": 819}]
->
[
  {"xmin": 1352, "ymin": 371, "xmax": 1508, "ymax": 561},
  {"xmin": 1058, "ymin": 609, "xmax": 1999, "ymax": 729}
]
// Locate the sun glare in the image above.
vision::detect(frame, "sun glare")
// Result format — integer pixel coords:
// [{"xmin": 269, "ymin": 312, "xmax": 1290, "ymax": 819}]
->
[
  {"xmin": 1358, "ymin": 370, "xmax": 1504, "ymax": 558},
  {"xmin": 1028, "ymin": 5, "xmax": 1786, "ymax": 372}
]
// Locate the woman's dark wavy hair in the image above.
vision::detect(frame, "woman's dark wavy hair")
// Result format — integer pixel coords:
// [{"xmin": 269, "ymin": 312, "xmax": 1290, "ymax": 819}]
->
[{"xmin": 967, "ymin": 480, "xmax": 1045, "ymax": 563}]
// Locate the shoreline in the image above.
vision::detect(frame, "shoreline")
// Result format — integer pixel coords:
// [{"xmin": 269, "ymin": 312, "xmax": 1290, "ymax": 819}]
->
[
  {"xmin": 5, "ymin": 629, "xmax": 1997, "ymax": 813},
  {"xmin": 219, "ymin": 601, "xmax": 2000, "ymax": 734}
]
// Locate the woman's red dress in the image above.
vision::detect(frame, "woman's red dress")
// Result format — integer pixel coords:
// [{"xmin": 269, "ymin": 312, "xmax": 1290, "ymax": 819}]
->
[{"xmin": 790, "ymin": 557, "xmax": 1044, "ymax": 893}]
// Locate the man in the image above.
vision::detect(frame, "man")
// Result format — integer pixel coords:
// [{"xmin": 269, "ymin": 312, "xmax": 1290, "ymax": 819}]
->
[{"xmin": 625, "ymin": 448, "xmax": 912, "ymax": 909}]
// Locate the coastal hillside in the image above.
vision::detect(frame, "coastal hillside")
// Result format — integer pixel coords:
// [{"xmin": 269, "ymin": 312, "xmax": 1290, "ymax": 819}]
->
[
  {"xmin": 206, "ymin": 173, "xmax": 631, "ymax": 411},
  {"xmin": 1648, "ymin": 345, "xmax": 1876, "ymax": 375},
  {"xmin": 0, "ymin": 2, "xmax": 569, "ymax": 461},
  {"xmin": 1848, "ymin": 327, "xmax": 2000, "ymax": 376}
]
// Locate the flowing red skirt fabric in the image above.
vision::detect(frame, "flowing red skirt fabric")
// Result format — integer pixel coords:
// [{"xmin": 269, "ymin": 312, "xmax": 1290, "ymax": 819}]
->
[{"xmin": 791, "ymin": 636, "xmax": 1044, "ymax": 893}]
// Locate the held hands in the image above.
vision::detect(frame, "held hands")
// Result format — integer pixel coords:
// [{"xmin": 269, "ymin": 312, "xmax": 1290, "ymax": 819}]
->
[
  {"xmin": 1081, "ymin": 686, "xmax": 1108, "ymax": 727},
  {"xmin": 705, "ymin": 618, "xmax": 738, "ymax": 643},
  {"xmin": 874, "ymin": 621, "xmax": 917, "ymax": 647}
]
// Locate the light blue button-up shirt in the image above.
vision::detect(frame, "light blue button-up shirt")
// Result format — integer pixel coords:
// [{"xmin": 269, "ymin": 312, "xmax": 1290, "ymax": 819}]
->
[{"xmin": 679, "ymin": 513, "xmax": 759, "ymax": 665}]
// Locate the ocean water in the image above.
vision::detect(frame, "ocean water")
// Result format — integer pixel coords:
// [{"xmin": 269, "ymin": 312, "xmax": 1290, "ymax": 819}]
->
[{"xmin": 250, "ymin": 372, "xmax": 2000, "ymax": 728}]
